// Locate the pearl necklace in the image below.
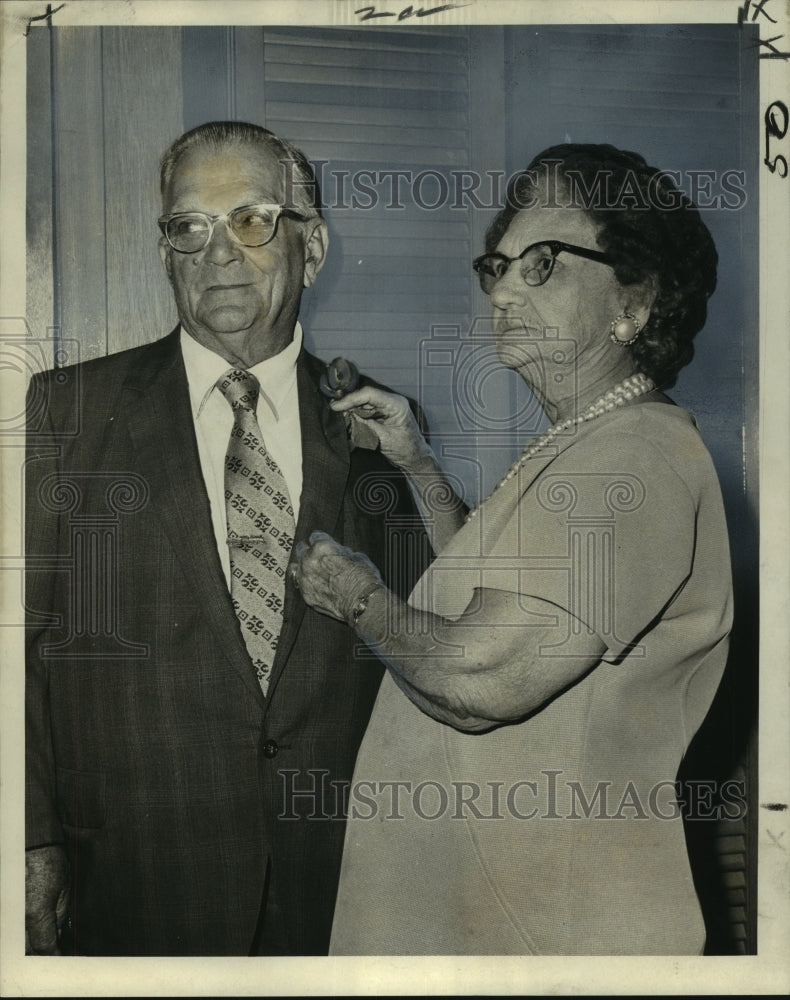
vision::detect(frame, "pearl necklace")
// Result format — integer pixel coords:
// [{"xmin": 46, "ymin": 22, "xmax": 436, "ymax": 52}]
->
[{"xmin": 465, "ymin": 372, "xmax": 656, "ymax": 521}]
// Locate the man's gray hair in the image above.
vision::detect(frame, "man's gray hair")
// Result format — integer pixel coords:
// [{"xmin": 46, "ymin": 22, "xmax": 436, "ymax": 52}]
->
[{"xmin": 159, "ymin": 121, "xmax": 323, "ymax": 217}]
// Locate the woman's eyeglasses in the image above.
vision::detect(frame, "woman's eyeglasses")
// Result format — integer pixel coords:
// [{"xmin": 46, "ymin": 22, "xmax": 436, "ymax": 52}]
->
[
  {"xmin": 158, "ymin": 203, "xmax": 313, "ymax": 254},
  {"xmin": 473, "ymin": 240, "xmax": 615, "ymax": 293}
]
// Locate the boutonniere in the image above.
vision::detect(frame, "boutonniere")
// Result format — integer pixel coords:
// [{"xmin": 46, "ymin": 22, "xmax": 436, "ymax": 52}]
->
[{"xmin": 320, "ymin": 358, "xmax": 380, "ymax": 450}]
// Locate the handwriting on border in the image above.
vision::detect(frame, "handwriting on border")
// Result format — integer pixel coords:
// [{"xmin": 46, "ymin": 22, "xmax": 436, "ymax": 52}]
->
[
  {"xmin": 764, "ymin": 101, "xmax": 789, "ymax": 177},
  {"xmin": 738, "ymin": 0, "xmax": 790, "ymax": 58},
  {"xmin": 355, "ymin": 3, "xmax": 468, "ymax": 23},
  {"xmin": 24, "ymin": 2, "xmax": 65, "ymax": 37},
  {"xmin": 739, "ymin": 0, "xmax": 789, "ymax": 178}
]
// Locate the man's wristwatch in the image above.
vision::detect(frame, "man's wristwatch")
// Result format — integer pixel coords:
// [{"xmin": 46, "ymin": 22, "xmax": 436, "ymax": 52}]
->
[{"xmin": 348, "ymin": 583, "xmax": 384, "ymax": 629}]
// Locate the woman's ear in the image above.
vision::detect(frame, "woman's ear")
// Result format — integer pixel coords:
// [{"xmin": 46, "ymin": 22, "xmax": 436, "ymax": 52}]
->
[{"xmin": 625, "ymin": 274, "xmax": 658, "ymax": 329}]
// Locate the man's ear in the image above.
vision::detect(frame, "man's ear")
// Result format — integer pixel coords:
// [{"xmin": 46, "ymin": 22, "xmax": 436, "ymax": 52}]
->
[
  {"xmin": 158, "ymin": 237, "xmax": 174, "ymax": 282},
  {"xmin": 302, "ymin": 218, "xmax": 329, "ymax": 288}
]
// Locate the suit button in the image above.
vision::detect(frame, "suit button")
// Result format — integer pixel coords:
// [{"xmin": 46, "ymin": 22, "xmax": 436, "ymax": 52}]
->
[{"xmin": 262, "ymin": 739, "xmax": 279, "ymax": 758}]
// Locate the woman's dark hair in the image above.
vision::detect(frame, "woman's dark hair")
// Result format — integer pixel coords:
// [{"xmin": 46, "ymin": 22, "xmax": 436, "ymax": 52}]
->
[{"xmin": 486, "ymin": 144, "xmax": 718, "ymax": 388}]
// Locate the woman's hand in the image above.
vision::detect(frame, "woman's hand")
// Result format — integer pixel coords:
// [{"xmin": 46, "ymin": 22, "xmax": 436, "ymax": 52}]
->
[
  {"xmin": 331, "ymin": 385, "xmax": 466, "ymax": 555},
  {"xmin": 291, "ymin": 530, "xmax": 384, "ymax": 625},
  {"xmin": 330, "ymin": 386, "xmax": 433, "ymax": 472}
]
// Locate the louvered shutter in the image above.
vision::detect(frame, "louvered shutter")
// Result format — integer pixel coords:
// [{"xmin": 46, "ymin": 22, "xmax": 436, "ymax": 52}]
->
[
  {"xmin": 258, "ymin": 26, "xmax": 514, "ymax": 503},
  {"xmin": 261, "ymin": 26, "xmax": 474, "ymax": 373}
]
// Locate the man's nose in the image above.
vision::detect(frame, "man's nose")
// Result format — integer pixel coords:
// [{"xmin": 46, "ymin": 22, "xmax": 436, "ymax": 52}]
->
[{"xmin": 204, "ymin": 218, "xmax": 243, "ymax": 264}]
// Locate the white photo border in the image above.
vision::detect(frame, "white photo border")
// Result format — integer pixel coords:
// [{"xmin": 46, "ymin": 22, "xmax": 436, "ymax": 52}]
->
[{"xmin": 1, "ymin": 0, "xmax": 787, "ymax": 995}]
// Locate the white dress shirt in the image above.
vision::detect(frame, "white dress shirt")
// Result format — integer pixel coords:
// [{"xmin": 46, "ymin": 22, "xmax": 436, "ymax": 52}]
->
[{"xmin": 180, "ymin": 324, "xmax": 304, "ymax": 588}]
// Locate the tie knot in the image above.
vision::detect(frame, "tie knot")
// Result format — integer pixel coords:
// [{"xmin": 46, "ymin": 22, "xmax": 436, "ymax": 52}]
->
[{"xmin": 217, "ymin": 369, "xmax": 260, "ymax": 412}]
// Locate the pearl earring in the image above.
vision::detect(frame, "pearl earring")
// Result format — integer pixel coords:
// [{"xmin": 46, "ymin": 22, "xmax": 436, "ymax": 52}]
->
[{"xmin": 609, "ymin": 312, "xmax": 641, "ymax": 346}]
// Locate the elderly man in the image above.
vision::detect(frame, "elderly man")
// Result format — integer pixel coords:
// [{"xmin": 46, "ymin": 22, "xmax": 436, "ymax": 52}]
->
[{"xmin": 25, "ymin": 121, "xmax": 424, "ymax": 956}]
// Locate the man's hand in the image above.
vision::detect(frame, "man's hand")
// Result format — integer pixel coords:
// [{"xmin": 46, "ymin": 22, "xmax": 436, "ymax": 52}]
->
[
  {"xmin": 329, "ymin": 386, "xmax": 433, "ymax": 471},
  {"xmin": 26, "ymin": 845, "xmax": 70, "ymax": 955},
  {"xmin": 291, "ymin": 531, "xmax": 384, "ymax": 625}
]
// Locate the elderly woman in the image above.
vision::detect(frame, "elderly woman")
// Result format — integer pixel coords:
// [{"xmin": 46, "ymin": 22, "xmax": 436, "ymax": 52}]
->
[{"xmin": 292, "ymin": 144, "xmax": 733, "ymax": 955}]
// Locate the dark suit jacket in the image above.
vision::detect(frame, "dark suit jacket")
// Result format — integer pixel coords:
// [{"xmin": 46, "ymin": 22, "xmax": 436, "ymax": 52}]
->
[{"xmin": 25, "ymin": 330, "xmax": 427, "ymax": 956}]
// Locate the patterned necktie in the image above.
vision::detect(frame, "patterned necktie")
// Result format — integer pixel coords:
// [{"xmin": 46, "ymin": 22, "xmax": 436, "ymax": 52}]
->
[{"xmin": 216, "ymin": 369, "xmax": 296, "ymax": 695}]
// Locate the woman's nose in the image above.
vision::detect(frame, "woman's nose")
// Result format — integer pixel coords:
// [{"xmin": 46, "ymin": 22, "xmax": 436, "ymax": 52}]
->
[{"xmin": 489, "ymin": 263, "xmax": 528, "ymax": 310}]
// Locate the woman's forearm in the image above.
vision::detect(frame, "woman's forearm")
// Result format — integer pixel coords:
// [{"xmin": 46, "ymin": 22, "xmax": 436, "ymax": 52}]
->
[
  {"xmin": 399, "ymin": 450, "xmax": 467, "ymax": 554},
  {"xmin": 353, "ymin": 586, "xmax": 604, "ymax": 732},
  {"xmin": 355, "ymin": 588, "xmax": 495, "ymax": 730},
  {"xmin": 291, "ymin": 533, "xmax": 605, "ymax": 731}
]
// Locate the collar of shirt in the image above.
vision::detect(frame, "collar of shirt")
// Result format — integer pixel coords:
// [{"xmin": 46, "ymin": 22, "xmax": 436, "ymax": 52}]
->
[{"xmin": 180, "ymin": 323, "xmax": 303, "ymax": 423}]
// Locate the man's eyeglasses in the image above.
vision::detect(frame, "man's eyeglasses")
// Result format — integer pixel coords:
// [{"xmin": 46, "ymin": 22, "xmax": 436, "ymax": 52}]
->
[
  {"xmin": 473, "ymin": 240, "xmax": 616, "ymax": 293},
  {"xmin": 158, "ymin": 203, "xmax": 313, "ymax": 254}
]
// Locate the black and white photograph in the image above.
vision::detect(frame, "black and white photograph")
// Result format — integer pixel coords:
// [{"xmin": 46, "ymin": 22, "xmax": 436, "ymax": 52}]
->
[{"xmin": 1, "ymin": 0, "xmax": 788, "ymax": 994}]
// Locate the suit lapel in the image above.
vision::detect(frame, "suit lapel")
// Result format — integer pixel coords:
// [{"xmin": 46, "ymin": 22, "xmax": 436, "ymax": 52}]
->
[
  {"xmin": 122, "ymin": 331, "xmax": 266, "ymax": 707},
  {"xmin": 264, "ymin": 352, "xmax": 351, "ymax": 704}
]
